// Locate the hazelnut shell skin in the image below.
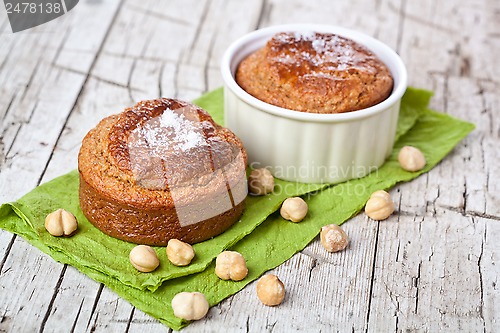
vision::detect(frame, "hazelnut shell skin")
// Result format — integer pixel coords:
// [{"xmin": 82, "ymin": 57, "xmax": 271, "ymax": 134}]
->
[
  {"xmin": 171, "ymin": 292, "xmax": 209, "ymax": 321},
  {"xmin": 256, "ymin": 274, "xmax": 285, "ymax": 306},
  {"xmin": 280, "ymin": 197, "xmax": 308, "ymax": 223},
  {"xmin": 44, "ymin": 209, "xmax": 78, "ymax": 237},
  {"xmin": 215, "ymin": 251, "xmax": 248, "ymax": 281},
  {"xmin": 370, "ymin": 190, "xmax": 391, "ymax": 201},
  {"xmin": 365, "ymin": 191, "xmax": 395, "ymax": 220},
  {"xmin": 166, "ymin": 239, "xmax": 195, "ymax": 266},
  {"xmin": 248, "ymin": 168, "xmax": 275, "ymax": 196},
  {"xmin": 398, "ymin": 146, "xmax": 426, "ymax": 172},
  {"xmin": 320, "ymin": 224, "xmax": 349, "ymax": 252},
  {"xmin": 129, "ymin": 245, "xmax": 160, "ymax": 273}
]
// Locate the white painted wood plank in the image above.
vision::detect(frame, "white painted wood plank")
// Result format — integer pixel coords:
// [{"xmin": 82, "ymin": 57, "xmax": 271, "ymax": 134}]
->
[
  {"xmin": 85, "ymin": 287, "xmax": 135, "ymax": 333},
  {"xmin": 445, "ymin": 78, "xmax": 500, "ymax": 218},
  {"xmin": 41, "ymin": 267, "xmax": 102, "ymax": 333},
  {"xmin": 0, "ymin": 238, "xmax": 65, "ymax": 332},
  {"xmin": 364, "ymin": 1, "xmax": 500, "ymax": 332},
  {"xmin": 127, "ymin": 309, "xmax": 169, "ymax": 333},
  {"xmin": 0, "ymin": 1, "xmax": 122, "ymax": 332},
  {"xmin": 0, "ymin": 0, "xmax": 498, "ymax": 332},
  {"xmin": 481, "ymin": 217, "xmax": 500, "ymax": 333},
  {"xmin": 181, "ymin": 214, "xmax": 379, "ymax": 332},
  {"xmin": 0, "ymin": 0, "xmax": 122, "ymax": 202},
  {"xmin": 367, "ymin": 210, "xmax": 487, "ymax": 332},
  {"xmin": 0, "ymin": 68, "xmax": 85, "ymax": 197},
  {"xmin": 40, "ymin": 78, "xmax": 132, "ymax": 182}
]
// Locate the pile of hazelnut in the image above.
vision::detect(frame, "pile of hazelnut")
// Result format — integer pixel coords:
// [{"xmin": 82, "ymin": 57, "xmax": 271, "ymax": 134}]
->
[
  {"xmin": 42, "ymin": 146, "xmax": 425, "ymax": 323},
  {"xmin": 243, "ymin": 146, "xmax": 426, "ymax": 314}
]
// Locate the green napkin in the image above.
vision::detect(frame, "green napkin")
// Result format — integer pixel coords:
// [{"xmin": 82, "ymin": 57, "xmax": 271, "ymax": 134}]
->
[
  {"xmin": 0, "ymin": 87, "xmax": 426, "ymax": 292},
  {"xmin": 0, "ymin": 88, "xmax": 474, "ymax": 330},
  {"xmin": 0, "ymin": 172, "xmax": 325, "ymax": 291}
]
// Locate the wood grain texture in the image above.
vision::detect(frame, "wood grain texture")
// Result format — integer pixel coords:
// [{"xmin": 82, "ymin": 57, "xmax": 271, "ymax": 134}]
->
[{"xmin": 0, "ymin": 0, "xmax": 498, "ymax": 332}]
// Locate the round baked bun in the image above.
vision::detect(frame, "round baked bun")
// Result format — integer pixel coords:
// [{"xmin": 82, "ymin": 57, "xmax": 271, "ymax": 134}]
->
[
  {"xmin": 236, "ymin": 31, "xmax": 394, "ymax": 113},
  {"xmin": 78, "ymin": 98, "xmax": 247, "ymax": 245}
]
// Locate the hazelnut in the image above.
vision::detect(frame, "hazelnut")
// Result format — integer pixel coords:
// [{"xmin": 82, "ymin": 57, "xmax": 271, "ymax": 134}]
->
[
  {"xmin": 171, "ymin": 292, "xmax": 209, "ymax": 321},
  {"xmin": 320, "ymin": 224, "xmax": 349, "ymax": 252},
  {"xmin": 398, "ymin": 146, "xmax": 426, "ymax": 172},
  {"xmin": 44, "ymin": 208, "xmax": 78, "ymax": 237},
  {"xmin": 166, "ymin": 239, "xmax": 195, "ymax": 266},
  {"xmin": 248, "ymin": 168, "xmax": 274, "ymax": 195},
  {"xmin": 256, "ymin": 274, "xmax": 285, "ymax": 306},
  {"xmin": 215, "ymin": 251, "xmax": 248, "ymax": 281},
  {"xmin": 365, "ymin": 190, "xmax": 395, "ymax": 220},
  {"xmin": 370, "ymin": 190, "xmax": 392, "ymax": 201},
  {"xmin": 129, "ymin": 245, "xmax": 159, "ymax": 272},
  {"xmin": 280, "ymin": 197, "xmax": 308, "ymax": 222}
]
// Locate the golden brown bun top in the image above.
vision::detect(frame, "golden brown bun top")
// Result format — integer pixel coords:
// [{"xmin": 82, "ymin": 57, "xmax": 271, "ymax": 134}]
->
[
  {"xmin": 78, "ymin": 99, "xmax": 247, "ymax": 206},
  {"xmin": 236, "ymin": 31, "xmax": 394, "ymax": 113},
  {"xmin": 268, "ymin": 32, "xmax": 383, "ymax": 80},
  {"xmin": 108, "ymin": 99, "xmax": 243, "ymax": 186}
]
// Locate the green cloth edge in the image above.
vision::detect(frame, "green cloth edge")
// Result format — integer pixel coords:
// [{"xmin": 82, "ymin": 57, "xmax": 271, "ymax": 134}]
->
[{"xmin": 0, "ymin": 170, "xmax": 326, "ymax": 293}]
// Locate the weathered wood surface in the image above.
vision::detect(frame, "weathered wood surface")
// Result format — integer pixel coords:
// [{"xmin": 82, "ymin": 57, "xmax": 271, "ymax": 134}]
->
[{"xmin": 0, "ymin": 0, "xmax": 498, "ymax": 332}]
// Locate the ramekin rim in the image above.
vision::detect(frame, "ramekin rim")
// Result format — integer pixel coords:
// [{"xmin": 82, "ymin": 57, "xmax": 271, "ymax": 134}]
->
[{"xmin": 221, "ymin": 23, "xmax": 408, "ymax": 123}]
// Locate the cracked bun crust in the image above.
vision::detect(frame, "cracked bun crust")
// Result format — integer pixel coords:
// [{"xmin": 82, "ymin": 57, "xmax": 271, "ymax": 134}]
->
[
  {"xmin": 78, "ymin": 98, "xmax": 247, "ymax": 245},
  {"xmin": 236, "ymin": 31, "xmax": 394, "ymax": 113}
]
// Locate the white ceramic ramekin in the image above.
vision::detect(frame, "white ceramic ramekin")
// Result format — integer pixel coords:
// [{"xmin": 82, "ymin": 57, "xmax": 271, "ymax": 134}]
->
[{"xmin": 221, "ymin": 24, "xmax": 407, "ymax": 184}]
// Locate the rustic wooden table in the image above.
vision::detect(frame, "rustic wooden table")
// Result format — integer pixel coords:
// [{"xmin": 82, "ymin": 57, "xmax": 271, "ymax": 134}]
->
[{"xmin": 0, "ymin": 0, "xmax": 499, "ymax": 332}]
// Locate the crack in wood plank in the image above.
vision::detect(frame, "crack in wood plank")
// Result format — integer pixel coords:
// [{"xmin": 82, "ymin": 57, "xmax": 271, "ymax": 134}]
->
[
  {"xmin": 477, "ymin": 80, "xmax": 494, "ymax": 136},
  {"xmin": 19, "ymin": 57, "xmax": 43, "ymax": 104},
  {"xmin": 186, "ymin": 0, "xmax": 212, "ymax": 64},
  {"xmin": 89, "ymin": 312, "xmax": 99, "ymax": 333},
  {"xmin": 127, "ymin": 58, "xmax": 137, "ymax": 103},
  {"xmin": 125, "ymin": 3, "xmax": 192, "ymax": 27},
  {"xmin": 52, "ymin": 64, "xmax": 147, "ymax": 92},
  {"xmin": 254, "ymin": 0, "xmax": 267, "ymax": 29},
  {"xmin": 100, "ymin": 51, "xmax": 180, "ymax": 64},
  {"xmin": 0, "ymin": 92, "xmax": 17, "ymax": 123},
  {"xmin": 364, "ymin": 220, "xmax": 380, "ymax": 333},
  {"xmin": 307, "ymin": 257, "xmax": 318, "ymax": 283},
  {"xmin": 0, "ymin": 137, "xmax": 4, "ymax": 170},
  {"xmin": 38, "ymin": 265, "xmax": 67, "ymax": 333},
  {"xmin": 124, "ymin": 307, "xmax": 135, "ymax": 333},
  {"xmin": 382, "ymin": 281, "xmax": 401, "ymax": 315},
  {"xmin": 0, "ymin": 235, "xmax": 16, "ymax": 276},
  {"xmin": 69, "ymin": 298, "xmax": 85, "ymax": 333},
  {"xmin": 4, "ymin": 125, "xmax": 22, "ymax": 159},
  {"xmin": 86, "ymin": 284, "xmax": 104, "ymax": 331},
  {"xmin": 0, "ymin": 36, "xmax": 20, "ymax": 74},
  {"xmin": 173, "ymin": 49, "xmax": 183, "ymax": 98},
  {"xmin": 203, "ymin": 23, "xmax": 219, "ymax": 92},
  {"xmin": 414, "ymin": 262, "xmax": 421, "ymax": 314},
  {"xmin": 395, "ymin": 0, "xmax": 408, "ymax": 54},
  {"xmin": 158, "ymin": 62, "xmax": 165, "ymax": 98},
  {"xmin": 388, "ymin": 0, "xmax": 458, "ymax": 35},
  {"xmin": 266, "ymin": 318, "xmax": 277, "ymax": 332},
  {"xmin": 478, "ymin": 221, "xmax": 486, "ymax": 333},
  {"xmin": 50, "ymin": 27, "xmax": 72, "ymax": 69}
]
